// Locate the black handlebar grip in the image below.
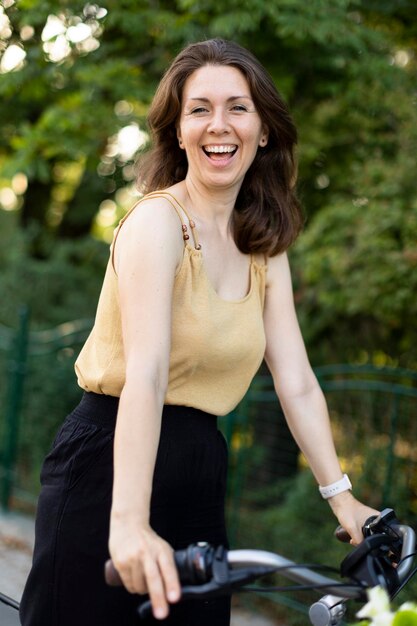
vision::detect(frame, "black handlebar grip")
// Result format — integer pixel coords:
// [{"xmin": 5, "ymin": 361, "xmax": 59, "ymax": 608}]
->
[
  {"xmin": 104, "ymin": 549, "xmax": 195, "ymax": 587},
  {"xmin": 105, "ymin": 560, "xmax": 123, "ymax": 586},
  {"xmin": 334, "ymin": 526, "xmax": 351, "ymax": 543},
  {"xmin": 104, "ymin": 550, "xmax": 187, "ymax": 587}
]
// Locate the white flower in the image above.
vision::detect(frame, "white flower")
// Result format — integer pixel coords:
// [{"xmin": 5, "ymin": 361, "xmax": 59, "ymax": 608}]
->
[
  {"xmin": 356, "ymin": 587, "xmax": 394, "ymax": 625},
  {"xmin": 352, "ymin": 586, "xmax": 417, "ymax": 625},
  {"xmin": 371, "ymin": 612, "xmax": 394, "ymax": 626}
]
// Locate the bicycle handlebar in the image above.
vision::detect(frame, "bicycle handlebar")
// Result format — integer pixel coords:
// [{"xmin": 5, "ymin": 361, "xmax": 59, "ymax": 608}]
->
[{"xmin": 104, "ymin": 509, "xmax": 416, "ymax": 625}]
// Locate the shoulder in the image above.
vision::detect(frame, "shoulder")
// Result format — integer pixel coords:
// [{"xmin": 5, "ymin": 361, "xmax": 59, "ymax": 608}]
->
[
  {"xmin": 113, "ymin": 194, "xmax": 185, "ymax": 275},
  {"xmin": 265, "ymin": 252, "xmax": 291, "ymax": 290},
  {"xmin": 263, "ymin": 251, "xmax": 297, "ymax": 316},
  {"xmin": 120, "ymin": 193, "xmax": 184, "ymax": 235}
]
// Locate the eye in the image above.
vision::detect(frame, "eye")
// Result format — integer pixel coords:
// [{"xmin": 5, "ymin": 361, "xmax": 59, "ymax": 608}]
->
[
  {"xmin": 230, "ymin": 104, "xmax": 248, "ymax": 112},
  {"xmin": 190, "ymin": 106, "xmax": 209, "ymax": 115}
]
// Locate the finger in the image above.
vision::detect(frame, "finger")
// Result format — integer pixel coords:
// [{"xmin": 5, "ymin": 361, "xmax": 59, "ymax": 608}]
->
[
  {"xmin": 349, "ymin": 527, "xmax": 363, "ymax": 546},
  {"xmin": 158, "ymin": 549, "xmax": 181, "ymax": 604},
  {"xmin": 118, "ymin": 561, "xmax": 147, "ymax": 595},
  {"xmin": 118, "ymin": 570, "xmax": 136, "ymax": 594},
  {"xmin": 144, "ymin": 559, "xmax": 169, "ymax": 620},
  {"xmin": 130, "ymin": 566, "xmax": 148, "ymax": 595}
]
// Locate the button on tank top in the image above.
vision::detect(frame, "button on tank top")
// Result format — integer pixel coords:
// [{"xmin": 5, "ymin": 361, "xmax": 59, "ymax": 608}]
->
[{"xmin": 75, "ymin": 191, "xmax": 267, "ymax": 416}]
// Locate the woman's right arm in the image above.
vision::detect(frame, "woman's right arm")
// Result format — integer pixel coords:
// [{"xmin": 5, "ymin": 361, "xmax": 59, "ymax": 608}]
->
[{"xmin": 109, "ymin": 199, "xmax": 183, "ymax": 619}]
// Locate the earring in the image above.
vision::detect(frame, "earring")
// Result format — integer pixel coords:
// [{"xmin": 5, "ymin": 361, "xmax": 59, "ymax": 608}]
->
[
  {"xmin": 260, "ymin": 137, "xmax": 267, "ymax": 146},
  {"xmin": 178, "ymin": 139, "xmax": 184, "ymax": 148}
]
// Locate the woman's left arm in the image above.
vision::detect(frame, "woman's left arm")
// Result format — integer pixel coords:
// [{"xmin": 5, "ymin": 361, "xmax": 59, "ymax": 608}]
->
[{"xmin": 263, "ymin": 252, "xmax": 378, "ymax": 544}]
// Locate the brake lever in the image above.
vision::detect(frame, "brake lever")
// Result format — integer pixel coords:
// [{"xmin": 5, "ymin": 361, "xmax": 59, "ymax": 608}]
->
[
  {"xmin": 138, "ymin": 548, "xmax": 276, "ymax": 620},
  {"xmin": 363, "ymin": 509, "xmax": 403, "ymax": 561}
]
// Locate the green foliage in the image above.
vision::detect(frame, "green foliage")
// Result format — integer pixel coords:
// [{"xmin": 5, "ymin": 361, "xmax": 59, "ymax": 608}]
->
[
  {"xmin": 0, "ymin": 218, "xmax": 108, "ymax": 328},
  {"xmin": 394, "ymin": 612, "xmax": 417, "ymax": 626},
  {"xmin": 291, "ymin": 87, "xmax": 417, "ymax": 367},
  {"xmin": 292, "ymin": 195, "xmax": 417, "ymax": 366},
  {"xmin": 14, "ymin": 345, "xmax": 88, "ymax": 497},
  {"xmin": 1, "ymin": 0, "xmax": 414, "ymax": 220},
  {"xmin": 0, "ymin": 221, "xmax": 108, "ymax": 498},
  {"xmin": 0, "ymin": 0, "xmax": 415, "ymax": 369}
]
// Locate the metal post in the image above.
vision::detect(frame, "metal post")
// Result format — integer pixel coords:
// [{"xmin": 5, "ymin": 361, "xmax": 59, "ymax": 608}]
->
[
  {"xmin": 226, "ymin": 396, "xmax": 250, "ymax": 546},
  {"xmin": 382, "ymin": 392, "xmax": 398, "ymax": 508},
  {"xmin": 1, "ymin": 306, "xmax": 30, "ymax": 510}
]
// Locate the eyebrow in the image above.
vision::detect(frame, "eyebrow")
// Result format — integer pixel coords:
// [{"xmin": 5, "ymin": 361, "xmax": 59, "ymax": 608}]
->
[{"xmin": 187, "ymin": 96, "xmax": 253, "ymax": 102}]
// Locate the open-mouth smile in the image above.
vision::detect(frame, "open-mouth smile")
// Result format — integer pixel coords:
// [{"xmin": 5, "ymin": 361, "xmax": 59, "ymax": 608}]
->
[{"xmin": 202, "ymin": 144, "xmax": 238, "ymax": 162}]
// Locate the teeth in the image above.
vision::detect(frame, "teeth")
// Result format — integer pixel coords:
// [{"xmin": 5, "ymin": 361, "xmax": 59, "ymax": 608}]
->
[{"xmin": 204, "ymin": 145, "xmax": 237, "ymax": 153}]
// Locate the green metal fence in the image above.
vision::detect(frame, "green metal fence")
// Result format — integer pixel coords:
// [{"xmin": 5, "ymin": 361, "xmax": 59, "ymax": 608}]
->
[{"xmin": 0, "ymin": 308, "xmax": 93, "ymax": 510}]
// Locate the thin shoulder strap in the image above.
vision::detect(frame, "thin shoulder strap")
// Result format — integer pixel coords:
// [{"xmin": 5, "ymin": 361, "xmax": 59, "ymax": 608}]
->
[
  {"xmin": 111, "ymin": 192, "xmax": 201, "ymax": 272},
  {"xmin": 145, "ymin": 191, "xmax": 201, "ymax": 250},
  {"xmin": 111, "ymin": 197, "xmax": 143, "ymax": 272}
]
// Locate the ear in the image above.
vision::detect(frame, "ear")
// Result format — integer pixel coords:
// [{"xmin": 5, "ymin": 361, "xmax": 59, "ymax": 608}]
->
[
  {"xmin": 259, "ymin": 128, "xmax": 269, "ymax": 147},
  {"xmin": 177, "ymin": 130, "xmax": 185, "ymax": 149}
]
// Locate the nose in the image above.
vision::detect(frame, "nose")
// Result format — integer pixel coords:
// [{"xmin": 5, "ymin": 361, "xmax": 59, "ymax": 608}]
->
[{"xmin": 207, "ymin": 107, "xmax": 230, "ymax": 134}]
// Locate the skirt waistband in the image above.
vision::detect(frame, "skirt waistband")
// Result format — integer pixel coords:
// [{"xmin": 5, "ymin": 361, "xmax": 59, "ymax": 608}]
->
[{"xmin": 71, "ymin": 391, "xmax": 218, "ymax": 433}]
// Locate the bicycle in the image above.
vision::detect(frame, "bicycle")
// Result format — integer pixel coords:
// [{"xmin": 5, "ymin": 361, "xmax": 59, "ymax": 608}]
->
[{"xmin": 105, "ymin": 508, "xmax": 417, "ymax": 625}]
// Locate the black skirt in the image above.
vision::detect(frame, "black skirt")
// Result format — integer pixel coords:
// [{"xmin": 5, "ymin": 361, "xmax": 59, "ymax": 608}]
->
[{"xmin": 20, "ymin": 392, "xmax": 231, "ymax": 626}]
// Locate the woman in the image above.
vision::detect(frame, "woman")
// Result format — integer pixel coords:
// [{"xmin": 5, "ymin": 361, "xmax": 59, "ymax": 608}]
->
[{"xmin": 20, "ymin": 39, "xmax": 377, "ymax": 626}]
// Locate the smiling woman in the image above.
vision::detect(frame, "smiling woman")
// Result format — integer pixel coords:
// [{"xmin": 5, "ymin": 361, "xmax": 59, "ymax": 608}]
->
[
  {"xmin": 20, "ymin": 38, "xmax": 378, "ymax": 626},
  {"xmin": 139, "ymin": 39, "xmax": 302, "ymax": 256}
]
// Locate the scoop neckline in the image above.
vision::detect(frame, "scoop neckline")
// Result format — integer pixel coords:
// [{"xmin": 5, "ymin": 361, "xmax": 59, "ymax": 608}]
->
[{"xmin": 185, "ymin": 243, "xmax": 255, "ymax": 304}]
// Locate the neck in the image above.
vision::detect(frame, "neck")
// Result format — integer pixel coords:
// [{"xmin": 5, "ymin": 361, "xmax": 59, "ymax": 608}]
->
[{"xmin": 182, "ymin": 176, "xmax": 240, "ymax": 232}]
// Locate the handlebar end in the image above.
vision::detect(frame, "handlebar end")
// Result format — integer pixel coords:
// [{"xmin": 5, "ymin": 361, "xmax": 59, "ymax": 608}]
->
[
  {"xmin": 309, "ymin": 596, "xmax": 346, "ymax": 626},
  {"xmin": 105, "ymin": 560, "xmax": 122, "ymax": 587},
  {"xmin": 334, "ymin": 526, "xmax": 351, "ymax": 543}
]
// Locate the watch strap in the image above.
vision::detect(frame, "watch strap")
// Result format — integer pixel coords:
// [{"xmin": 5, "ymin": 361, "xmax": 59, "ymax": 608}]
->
[{"xmin": 319, "ymin": 474, "xmax": 352, "ymax": 499}]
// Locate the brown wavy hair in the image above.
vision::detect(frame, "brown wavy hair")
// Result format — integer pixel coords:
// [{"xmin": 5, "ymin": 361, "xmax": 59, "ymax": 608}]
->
[{"xmin": 137, "ymin": 39, "xmax": 303, "ymax": 256}]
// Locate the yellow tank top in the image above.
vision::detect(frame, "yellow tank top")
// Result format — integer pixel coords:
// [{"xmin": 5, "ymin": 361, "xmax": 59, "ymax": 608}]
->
[{"xmin": 74, "ymin": 192, "xmax": 267, "ymax": 416}]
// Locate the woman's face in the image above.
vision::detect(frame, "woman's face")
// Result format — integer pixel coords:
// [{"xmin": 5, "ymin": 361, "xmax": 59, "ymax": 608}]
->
[{"xmin": 178, "ymin": 64, "xmax": 268, "ymax": 193}]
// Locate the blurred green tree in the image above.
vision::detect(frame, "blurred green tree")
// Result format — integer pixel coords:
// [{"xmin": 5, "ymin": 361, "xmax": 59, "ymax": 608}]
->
[{"xmin": 0, "ymin": 0, "xmax": 416, "ymax": 365}]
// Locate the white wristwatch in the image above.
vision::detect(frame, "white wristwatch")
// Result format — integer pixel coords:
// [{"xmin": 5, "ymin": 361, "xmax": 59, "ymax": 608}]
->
[{"xmin": 319, "ymin": 474, "xmax": 352, "ymax": 499}]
